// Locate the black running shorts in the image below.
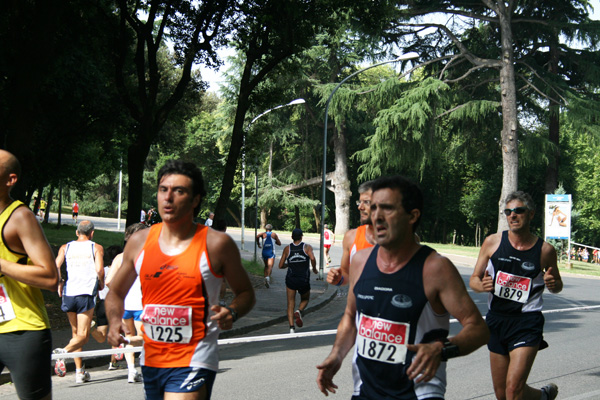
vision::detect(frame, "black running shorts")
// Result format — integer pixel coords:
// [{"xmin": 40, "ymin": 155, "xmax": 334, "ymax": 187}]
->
[
  {"xmin": 0, "ymin": 329, "xmax": 52, "ymax": 399},
  {"xmin": 486, "ymin": 311, "xmax": 546, "ymax": 355}
]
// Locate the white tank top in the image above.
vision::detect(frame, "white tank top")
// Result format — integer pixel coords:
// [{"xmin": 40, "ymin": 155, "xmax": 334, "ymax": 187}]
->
[
  {"xmin": 124, "ymin": 276, "xmax": 143, "ymax": 311},
  {"xmin": 64, "ymin": 240, "xmax": 97, "ymax": 296}
]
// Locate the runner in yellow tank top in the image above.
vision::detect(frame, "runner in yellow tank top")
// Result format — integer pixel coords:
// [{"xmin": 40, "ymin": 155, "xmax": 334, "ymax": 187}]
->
[{"xmin": 0, "ymin": 150, "xmax": 59, "ymax": 400}]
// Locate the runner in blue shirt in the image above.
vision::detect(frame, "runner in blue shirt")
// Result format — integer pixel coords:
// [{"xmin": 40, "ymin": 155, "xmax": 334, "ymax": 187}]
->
[{"xmin": 256, "ymin": 224, "xmax": 281, "ymax": 288}]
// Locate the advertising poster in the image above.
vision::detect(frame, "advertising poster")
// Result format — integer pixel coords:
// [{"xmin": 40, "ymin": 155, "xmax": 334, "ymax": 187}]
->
[{"xmin": 545, "ymin": 194, "xmax": 571, "ymax": 240}]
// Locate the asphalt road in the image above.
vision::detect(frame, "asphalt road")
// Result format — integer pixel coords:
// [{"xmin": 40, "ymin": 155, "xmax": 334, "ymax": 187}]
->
[{"xmin": 1, "ymin": 222, "xmax": 599, "ymax": 399}]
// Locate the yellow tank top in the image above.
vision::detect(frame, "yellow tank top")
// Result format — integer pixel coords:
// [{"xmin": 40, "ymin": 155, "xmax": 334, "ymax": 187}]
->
[{"xmin": 0, "ymin": 200, "xmax": 50, "ymax": 333}]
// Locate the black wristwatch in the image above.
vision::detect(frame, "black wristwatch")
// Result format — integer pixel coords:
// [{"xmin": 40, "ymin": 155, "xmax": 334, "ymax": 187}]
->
[
  {"xmin": 440, "ymin": 341, "xmax": 460, "ymax": 361},
  {"xmin": 224, "ymin": 306, "xmax": 238, "ymax": 322}
]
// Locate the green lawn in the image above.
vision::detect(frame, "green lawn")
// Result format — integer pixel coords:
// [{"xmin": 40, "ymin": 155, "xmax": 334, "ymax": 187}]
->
[
  {"xmin": 41, "ymin": 223, "xmax": 125, "ymax": 249},
  {"xmin": 40, "ymin": 224, "xmax": 600, "ymax": 278},
  {"xmin": 424, "ymin": 241, "xmax": 600, "ymax": 277}
]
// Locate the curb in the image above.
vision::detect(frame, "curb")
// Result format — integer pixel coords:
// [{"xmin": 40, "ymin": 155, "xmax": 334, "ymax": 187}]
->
[{"xmin": 219, "ymin": 280, "xmax": 338, "ymax": 339}]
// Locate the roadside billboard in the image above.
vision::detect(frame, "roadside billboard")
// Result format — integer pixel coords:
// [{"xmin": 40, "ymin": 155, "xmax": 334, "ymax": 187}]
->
[{"xmin": 545, "ymin": 194, "xmax": 571, "ymax": 240}]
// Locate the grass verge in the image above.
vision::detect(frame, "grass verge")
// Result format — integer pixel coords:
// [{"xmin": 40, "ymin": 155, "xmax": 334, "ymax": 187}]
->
[
  {"xmin": 241, "ymin": 259, "xmax": 264, "ymax": 276},
  {"xmin": 41, "ymin": 223, "xmax": 125, "ymax": 248},
  {"xmin": 425, "ymin": 242, "xmax": 600, "ymax": 277}
]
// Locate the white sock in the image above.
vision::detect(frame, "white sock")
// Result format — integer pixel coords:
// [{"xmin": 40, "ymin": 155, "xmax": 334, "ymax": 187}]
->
[{"xmin": 76, "ymin": 368, "xmax": 82, "ymax": 374}]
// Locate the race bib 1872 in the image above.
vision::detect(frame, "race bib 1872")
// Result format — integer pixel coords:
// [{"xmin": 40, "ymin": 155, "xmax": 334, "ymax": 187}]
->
[
  {"xmin": 357, "ymin": 314, "xmax": 409, "ymax": 364},
  {"xmin": 0, "ymin": 284, "xmax": 16, "ymax": 323},
  {"xmin": 141, "ymin": 304, "xmax": 192, "ymax": 344},
  {"xmin": 494, "ymin": 271, "xmax": 532, "ymax": 304}
]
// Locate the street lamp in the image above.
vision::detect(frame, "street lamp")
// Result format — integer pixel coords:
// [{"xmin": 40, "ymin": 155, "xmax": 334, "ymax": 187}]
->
[
  {"xmin": 239, "ymin": 98, "xmax": 306, "ymax": 255},
  {"xmin": 319, "ymin": 53, "xmax": 418, "ymax": 279}
]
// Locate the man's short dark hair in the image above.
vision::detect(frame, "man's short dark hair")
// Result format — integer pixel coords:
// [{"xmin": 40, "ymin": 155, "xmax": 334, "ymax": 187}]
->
[
  {"xmin": 103, "ymin": 245, "xmax": 123, "ymax": 266},
  {"xmin": 157, "ymin": 160, "xmax": 207, "ymax": 216},
  {"xmin": 371, "ymin": 175, "xmax": 423, "ymax": 231},
  {"xmin": 124, "ymin": 222, "xmax": 148, "ymax": 243}
]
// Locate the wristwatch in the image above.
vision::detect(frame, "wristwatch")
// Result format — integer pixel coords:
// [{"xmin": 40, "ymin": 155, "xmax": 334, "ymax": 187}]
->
[
  {"xmin": 224, "ymin": 306, "xmax": 238, "ymax": 322},
  {"xmin": 440, "ymin": 341, "xmax": 460, "ymax": 361}
]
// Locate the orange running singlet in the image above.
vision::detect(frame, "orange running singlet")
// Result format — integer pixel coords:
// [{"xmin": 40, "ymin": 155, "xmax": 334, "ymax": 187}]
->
[
  {"xmin": 349, "ymin": 225, "xmax": 374, "ymax": 263},
  {"xmin": 136, "ymin": 224, "xmax": 223, "ymax": 370}
]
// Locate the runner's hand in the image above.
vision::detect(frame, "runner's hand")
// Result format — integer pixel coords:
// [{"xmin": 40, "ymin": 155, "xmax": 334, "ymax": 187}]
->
[
  {"xmin": 210, "ymin": 305, "xmax": 234, "ymax": 330},
  {"xmin": 406, "ymin": 342, "xmax": 443, "ymax": 383},
  {"xmin": 326, "ymin": 268, "xmax": 342, "ymax": 285},
  {"xmin": 482, "ymin": 270, "xmax": 494, "ymax": 292},
  {"xmin": 316, "ymin": 356, "xmax": 341, "ymax": 396},
  {"xmin": 107, "ymin": 321, "xmax": 128, "ymax": 347},
  {"xmin": 544, "ymin": 267, "xmax": 558, "ymax": 292}
]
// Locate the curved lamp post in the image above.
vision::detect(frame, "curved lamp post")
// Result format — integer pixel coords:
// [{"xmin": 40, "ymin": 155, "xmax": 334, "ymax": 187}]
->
[
  {"xmin": 239, "ymin": 98, "xmax": 305, "ymax": 257},
  {"xmin": 319, "ymin": 53, "xmax": 418, "ymax": 279}
]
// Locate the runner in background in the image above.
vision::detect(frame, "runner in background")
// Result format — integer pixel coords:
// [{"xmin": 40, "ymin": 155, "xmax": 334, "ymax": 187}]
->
[
  {"xmin": 256, "ymin": 224, "xmax": 281, "ymax": 288},
  {"xmin": 327, "ymin": 181, "xmax": 375, "ymax": 287},
  {"xmin": 470, "ymin": 191, "xmax": 562, "ymax": 400},
  {"xmin": 323, "ymin": 224, "xmax": 335, "ymax": 266}
]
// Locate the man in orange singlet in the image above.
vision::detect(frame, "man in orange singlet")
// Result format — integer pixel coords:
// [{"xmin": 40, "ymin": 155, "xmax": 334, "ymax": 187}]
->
[
  {"xmin": 327, "ymin": 181, "xmax": 376, "ymax": 287},
  {"xmin": 106, "ymin": 160, "xmax": 255, "ymax": 400}
]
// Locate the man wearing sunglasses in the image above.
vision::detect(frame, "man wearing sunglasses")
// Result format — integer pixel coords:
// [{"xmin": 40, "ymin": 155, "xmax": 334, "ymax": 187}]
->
[{"xmin": 470, "ymin": 191, "xmax": 562, "ymax": 400}]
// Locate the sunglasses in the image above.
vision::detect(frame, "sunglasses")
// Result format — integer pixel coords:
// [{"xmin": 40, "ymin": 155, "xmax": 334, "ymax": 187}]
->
[{"xmin": 503, "ymin": 207, "xmax": 528, "ymax": 216}]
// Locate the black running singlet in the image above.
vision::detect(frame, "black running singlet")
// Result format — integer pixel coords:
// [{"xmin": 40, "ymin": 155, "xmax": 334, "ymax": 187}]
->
[
  {"xmin": 352, "ymin": 245, "xmax": 449, "ymax": 400},
  {"xmin": 486, "ymin": 231, "xmax": 545, "ymax": 315}
]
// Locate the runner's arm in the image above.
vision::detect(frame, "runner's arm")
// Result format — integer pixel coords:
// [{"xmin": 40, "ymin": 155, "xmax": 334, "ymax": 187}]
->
[
  {"xmin": 0, "ymin": 206, "xmax": 58, "ymax": 291},
  {"xmin": 274, "ymin": 232, "xmax": 281, "ymax": 246},
  {"xmin": 306, "ymin": 244, "xmax": 318, "ymax": 274},
  {"xmin": 469, "ymin": 234, "xmax": 499, "ymax": 293},
  {"xmin": 255, "ymin": 232, "xmax": 263, "ymax": 248},
  {"xmin": 408, "ymin": 255, "xmax": 489, "ymax": 382},
  {"xmin": 94, "ymin": 243, "xmax": 105, "ymax": 291},
  {"xmin": 105, "ymin": 230, "xmax": 146, "ymax": 347},
  {"xmin": 278, "ymin": 246, "xmax": 289, "ymax": 269},
  {"xmin": 542, "ymin": 242, "xmax": 562, "ymax": 293},
  {"xmin": 326, "ymin": 229, "xmax": 355, "ymax": 286},
  {"xmin": 317, "ymin": 250, "xmax": 367, "ymax": 395}
]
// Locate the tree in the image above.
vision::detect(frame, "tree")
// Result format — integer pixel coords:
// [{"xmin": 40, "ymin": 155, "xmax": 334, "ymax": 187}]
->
[
  {"xmin": 112, "ymin": 0, "xmax": 232, "ymax": 226},
  {"xmin": 370, "ymin": 0, "xmax": 599, "ymax": 231},
  {"xmin": 0, "ymin": 1, "xmax": 125, "ymax": 204}
]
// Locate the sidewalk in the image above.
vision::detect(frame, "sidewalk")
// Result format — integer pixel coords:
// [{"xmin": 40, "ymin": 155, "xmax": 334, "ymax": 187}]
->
[{"xmin": 0, "ymin": 248, "xmax": 336, "ymax": 382}]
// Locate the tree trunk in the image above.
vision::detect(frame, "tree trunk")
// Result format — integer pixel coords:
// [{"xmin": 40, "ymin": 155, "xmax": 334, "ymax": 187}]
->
[
  {"xmin": 331, "ymin": 125, "xmax": 351, "ymax": 235},
  {"xmin": 44, "ymin": 184, "xmax": 54, "ymax": 224},
  {"xmin": 294, "ymin": 206, "xmax": 300, "ymax": 229},
  {"xmin": 545, "ymin": 37, "xmax": 560, "ymax": 195},
  {"xmin": 496, "ymin": 6, "xmax": 519, "ymax": 232},
  {"xmin": 125, "ymin": 134, "xmax": 152, "ymax": 227},
  {"xmin": 260, "ymin": 208, "xmax": 268, "ymax": 230},
  {"xmin": 226, "ymin": 207, "xmax": 241, "ymax": 226}
]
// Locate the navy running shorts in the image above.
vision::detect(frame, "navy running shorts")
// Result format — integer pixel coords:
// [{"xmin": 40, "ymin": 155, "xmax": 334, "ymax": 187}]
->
[
  {"xmin": 286, "ymin": 276, "xmax": 310, "ymax": 295},
  {"xmin": 0, "ymin": 329, "xmax": 52, "ymax": 400},
  {"xmin": 142, "ymin": 366, "xmax": 216, "ymax": 399},
  {"xmin": 486, "ymin": 311, "xmax": 546, "ymax": 355},
  {"xmin": 61, "ymin": 294, "xmax": 96, "ymax": 314}
]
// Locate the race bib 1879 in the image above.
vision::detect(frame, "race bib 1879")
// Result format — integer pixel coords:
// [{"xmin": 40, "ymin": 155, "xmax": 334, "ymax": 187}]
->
[
  {"xmin": 357, "ymin": 314, "xmax": 409, "ymax": 364},
  {"xmin": 0, "ymin": 284, "xmax": 16, "ymax": 323},
  {"xmin": 141, "ymin": 304, "xmax": 192, "ymax": 344},
  {"xmin": 494, "ymin": 271, "xmax": 532, "ymax": 304}
]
